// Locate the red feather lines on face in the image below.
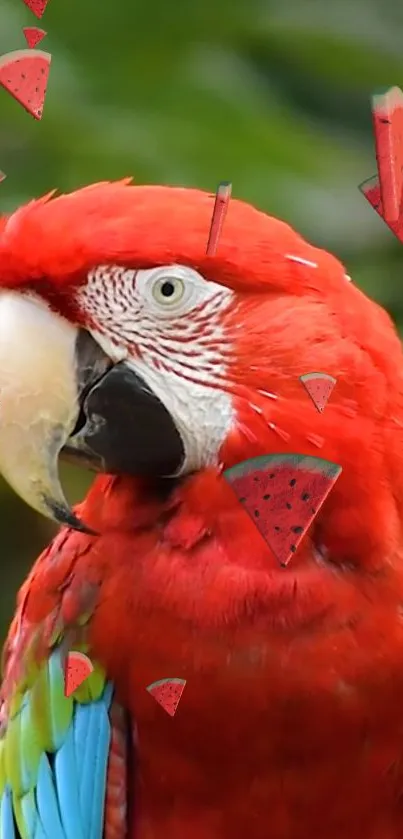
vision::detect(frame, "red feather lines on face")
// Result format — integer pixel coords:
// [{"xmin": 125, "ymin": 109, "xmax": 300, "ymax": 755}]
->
[{"xmin": 76, "ymin": 262, "xmax": 235, "ymax": 388}]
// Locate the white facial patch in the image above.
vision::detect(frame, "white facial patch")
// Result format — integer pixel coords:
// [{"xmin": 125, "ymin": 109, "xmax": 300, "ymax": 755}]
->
[{"xmin": 76, "ymin": 264, "xmax": 236, "ymax": 473}]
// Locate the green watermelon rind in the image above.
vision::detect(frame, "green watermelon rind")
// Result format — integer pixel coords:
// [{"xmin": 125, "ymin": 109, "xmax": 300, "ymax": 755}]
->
[
  {"xmin": 224, "ymin": 454, "xmax": 342, "ymax": 484},
  {"xmin": 146, "ymin": 677, "xmax": 186, "ymax": 694},
  {"xmin": 299, "ymin": 372, "xmax": 336, "ymax": 386},
  {"xmin": 0, "ymin": 48, "xmax": 51, "ymax": 70},
  {"xmin": 372, "ymin": 86, "xmax": 403, "ymax": 110}
]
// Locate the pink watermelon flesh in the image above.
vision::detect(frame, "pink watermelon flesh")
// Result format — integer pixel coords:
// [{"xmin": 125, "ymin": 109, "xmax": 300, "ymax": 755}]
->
[
  {"xmin": 224, "ymin": 454, "xmax": 342, "ymax": 567},
  {"xmin": 299, "ymin": 372, "xmax": 336, "ymax": 413},
  {"xmin": 372, "ymin": 87, "xmax": 403, "ymax": 224},
  {"xmin": 64, "ymin": 651, "xmax": 94, "ymax": 698},
  {"xmin": 146, "ymin": 678, "xmax": 186, "ymax": 717},
  {"xmin": 23, "ymin": 27, "xmax": 46, "ymax": 49},
  {"xmin": 22, "ymin": 0, "xmax": 50, "ymax": 19},
  {"xmin": 360, "ymin": 174, "xmax": 403, "ymax": 244},
  {"xmin": 0, "ymin": 50, "xmax": 51, "ymax": 120}
]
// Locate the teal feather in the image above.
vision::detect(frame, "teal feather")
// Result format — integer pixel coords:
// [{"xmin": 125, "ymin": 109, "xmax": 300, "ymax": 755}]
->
[
  {"xmin": 53, "ymin": 720, "xmax": 84, "ymax": 839},
  {"xmin": 35, "ymin": 754, "xmax": 65, "ymax": 839},
  {"xmin": 74, "ymin": 684, "xmax": 113, "ymax": 838},
  {"xmin": 32, "ymin": 816, "xmax": 47, "ymax": 839},
  {"xmin": 0, "ymin": 787, "xmax": 15, "ymax": 839}
]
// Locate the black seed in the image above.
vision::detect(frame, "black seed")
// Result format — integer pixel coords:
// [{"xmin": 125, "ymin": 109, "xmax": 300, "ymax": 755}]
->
[
  {"xmin": 301, "ymin": 492, "xmax": 310, "ymax": 501},
  {"xmin": 286, "ymin": 503, "xmax": 292, "ymax": 510},
  {"xmin": 290, "ymin": 544, "xmax": 297, "ymax": 552},
  {"xmin": 239, "ymin": 497, "xmax": 246, "ymax": 503},
  {"xmin": 269, "ymin": 473, "xmax": 275, "ymax": 479},
  {"xmin": 263, "ymin": 494, "xmax": 271, "ymax": 500},
  {"xmin": 311, "ymin": 508, "xmax": 317, "ymax": 514},
  {"xmin": 292, "ymin": 526, "xmax": 303, "ymax": 534},
  {"xmin": 380, "ymin": 118, "xmax": 391, "ymax": 124},
  {"xmin": 274, "ymin": 526, "xmax": 281, "ymax": 532},
  {"xmin": 253, "ymin": 476, "xmax": 259, "ymax": 482},
  {"xmin": 289, "ymin": 478, "xmax": 296, "ymax": 487},
  {"xmin": 254, "ymin": 509, "xmax": 260, "ymax": 518}
]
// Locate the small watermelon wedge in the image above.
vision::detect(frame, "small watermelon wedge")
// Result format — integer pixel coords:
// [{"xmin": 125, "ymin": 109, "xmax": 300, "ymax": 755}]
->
[
  {"xmin": 0, "ymin": 49, "xmax": 51, "ymax": 120},
  {"xmin": 64, "ymin": 651, "xmax": 94, "ymax": 698},
  {"xmin": 299, "ymin": 372, "xmax": 337, "ymax": 413},
  {"xmin": 23, "ymin": 26, "xmax": 47, "ymax": 49},
  {"xmin": 372, "ymin": 87, "xmax": 403, "ymax": 224},
  {"xmin": 359, "ymin": 174, "xmax": 403, "ymax": 244},
  {"xmin": 146, "ymin": 678, "xmax": 186, "ymax": 717},
  {"xmin": 22, "ymin": 0, "xmax": 51, "ymax": 19},
  {"xmin": 224, "ymin": 454, "xmax": 342, "ymax": 567}
]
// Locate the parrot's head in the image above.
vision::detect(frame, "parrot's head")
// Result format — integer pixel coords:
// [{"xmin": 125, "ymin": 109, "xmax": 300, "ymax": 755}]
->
[{"xmin": 0, "ymin": 179, "xmax": 402, "ymax": 568}]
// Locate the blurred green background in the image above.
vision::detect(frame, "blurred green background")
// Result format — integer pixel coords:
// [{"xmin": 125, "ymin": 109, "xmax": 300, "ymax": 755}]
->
[{"xmin": 0, "ymin": 0, "xmax": 403, "ymax": 643}]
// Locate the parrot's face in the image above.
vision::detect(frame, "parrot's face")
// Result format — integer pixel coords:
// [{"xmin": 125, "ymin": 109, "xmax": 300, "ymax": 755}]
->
[
  {"xmin": 0, "ymin": 262, "xmax": 236, "ymax": 528},
  {"xmin": 0, "ymin": 179, "xmax": 402, "ymax": 567}
]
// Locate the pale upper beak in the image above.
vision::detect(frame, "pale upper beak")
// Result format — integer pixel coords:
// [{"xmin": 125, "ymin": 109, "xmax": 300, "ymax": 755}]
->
[
  {"xmin": 0, "ymin": 291, "xmax": 108, "ymax": 530},
  {"xmin": 0, "ymin": 290, "xmax": 185, "ymax": 531}
]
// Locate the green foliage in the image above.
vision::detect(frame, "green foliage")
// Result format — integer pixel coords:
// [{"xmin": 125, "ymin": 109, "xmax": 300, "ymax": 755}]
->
[{"xmin": 0, "ymin": 0, "xmax": 402, "ymax": 640}]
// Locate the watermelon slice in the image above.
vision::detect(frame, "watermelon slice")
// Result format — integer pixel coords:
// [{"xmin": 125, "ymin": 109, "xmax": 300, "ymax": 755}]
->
[
  {"xmin": 224, "ymin": 454, "xmax": 342, "ymax": 567},
  {"xmin": 23, "ymin": 26, "xmax": 47, "ymax": 49},
  {"xmin": 299, "ymin": 372, "xmax": 337, "ymax": 413},
  {"xmin": 372, "ymin": 87, "xmax": 403, "ymax": 224},
  {"xmin": 22, "ymin": 0, "xmax": 51, "ymax": 19},
  {"xmin": 360, "ymin": 174, "xmax": 403, "ymax": 244},
  {"xmin": 64, "ymin": 651, "xmax": 94, "ymax": 698},
  {"xmin": 0, "ymin": 49, "xmax": 51, "ymax": 121},
  {"xmin": 146, "ymin": 678, "xmax": 186, "ymax": 717}
]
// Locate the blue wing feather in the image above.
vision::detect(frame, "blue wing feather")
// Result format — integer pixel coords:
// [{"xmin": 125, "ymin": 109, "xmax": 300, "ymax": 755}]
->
[
  {"xmin": 35, "ymin": 754, "xmax": 65, "ymax": 839},
  {"xmin": 0, "ymin": 789, "xmax": 15, "ymax": 839}
]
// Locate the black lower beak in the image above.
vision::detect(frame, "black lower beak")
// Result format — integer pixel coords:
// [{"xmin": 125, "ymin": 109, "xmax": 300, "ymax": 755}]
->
[{"xmin": 63, "ymin": 360, "xmax": 185, "ymax": 479}]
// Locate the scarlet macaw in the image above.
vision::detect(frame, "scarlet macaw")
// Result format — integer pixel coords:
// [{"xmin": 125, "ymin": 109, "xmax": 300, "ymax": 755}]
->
[{"xmin": 0, "ymin": 180, "xmax": 403, "ymax": 839}]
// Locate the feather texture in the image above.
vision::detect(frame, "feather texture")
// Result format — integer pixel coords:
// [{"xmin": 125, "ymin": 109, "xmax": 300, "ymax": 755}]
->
[{"xmin": 0, "ymin": 646, "xmax": 115, "ymax": 839}]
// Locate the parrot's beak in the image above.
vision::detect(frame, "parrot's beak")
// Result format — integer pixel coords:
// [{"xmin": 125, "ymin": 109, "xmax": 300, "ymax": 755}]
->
[{"xmin": 0, "ymin": 291, "xmax": 184, "ymax": 531}]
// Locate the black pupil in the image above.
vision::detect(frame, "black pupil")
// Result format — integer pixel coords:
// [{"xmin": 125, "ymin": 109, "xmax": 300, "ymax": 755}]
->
[{"xmin": 161, "ymin": 280, "xmax": 175, "ymax": 297}]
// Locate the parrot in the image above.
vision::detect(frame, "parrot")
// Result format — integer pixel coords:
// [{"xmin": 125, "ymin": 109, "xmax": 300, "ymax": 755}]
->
[{"xmin": 0, "ymin": 178, "xmax": 403, "ymax": 839}]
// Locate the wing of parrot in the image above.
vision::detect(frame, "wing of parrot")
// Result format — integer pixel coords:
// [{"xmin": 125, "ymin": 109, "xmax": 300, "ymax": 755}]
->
[{"xmin": 0, "ymin": 539, "xmax": 130, "ymax": 839}]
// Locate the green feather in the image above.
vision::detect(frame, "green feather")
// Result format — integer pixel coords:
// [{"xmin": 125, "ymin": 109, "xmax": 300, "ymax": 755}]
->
[
  {"xmin": 4, "ymin": 703, "xmax": 24, "ymax": 797},
  {"xmin": 0, "ymin": 737, "xmax": 6, "ymax": 797},
  {"xmin": 73, "ymin": 666, "xmax": 106, "ymax": 704}
]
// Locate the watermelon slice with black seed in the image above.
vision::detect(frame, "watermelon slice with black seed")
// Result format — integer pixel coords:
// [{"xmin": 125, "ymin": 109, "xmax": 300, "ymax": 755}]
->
[
  {"xmin": 23, "ymin": 26, "xmax": 47, "ymax": 49},
  {"xmin": 64, "ymin": 651, "xmax": 94, "ymax": 698},
  {"xmin": 0, "ymin": 49, "xmax": 51, "ymax": 120},
  {"xmin": 372, "ymin": 87, "xmax": 403, "ymax": 224},
  {"xmin": 224, "ymin": 454, "xmax": 342, "ymax": 567},
  {"xmin": 22, "ymin": 0, "xmax": 51, "ymax": 19},
  {"xmin": 146, "ymin": 678, "xmax": 186, "ymax": 717},
  {"xmin": 299, "ymin": 372, "xmax": 337, "ymax": 413}
]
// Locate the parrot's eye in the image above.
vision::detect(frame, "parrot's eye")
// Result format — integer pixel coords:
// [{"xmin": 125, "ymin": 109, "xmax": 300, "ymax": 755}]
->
[{"xmin": 151, "ymin": 276, "xmax": 185, "ymax": 307}]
